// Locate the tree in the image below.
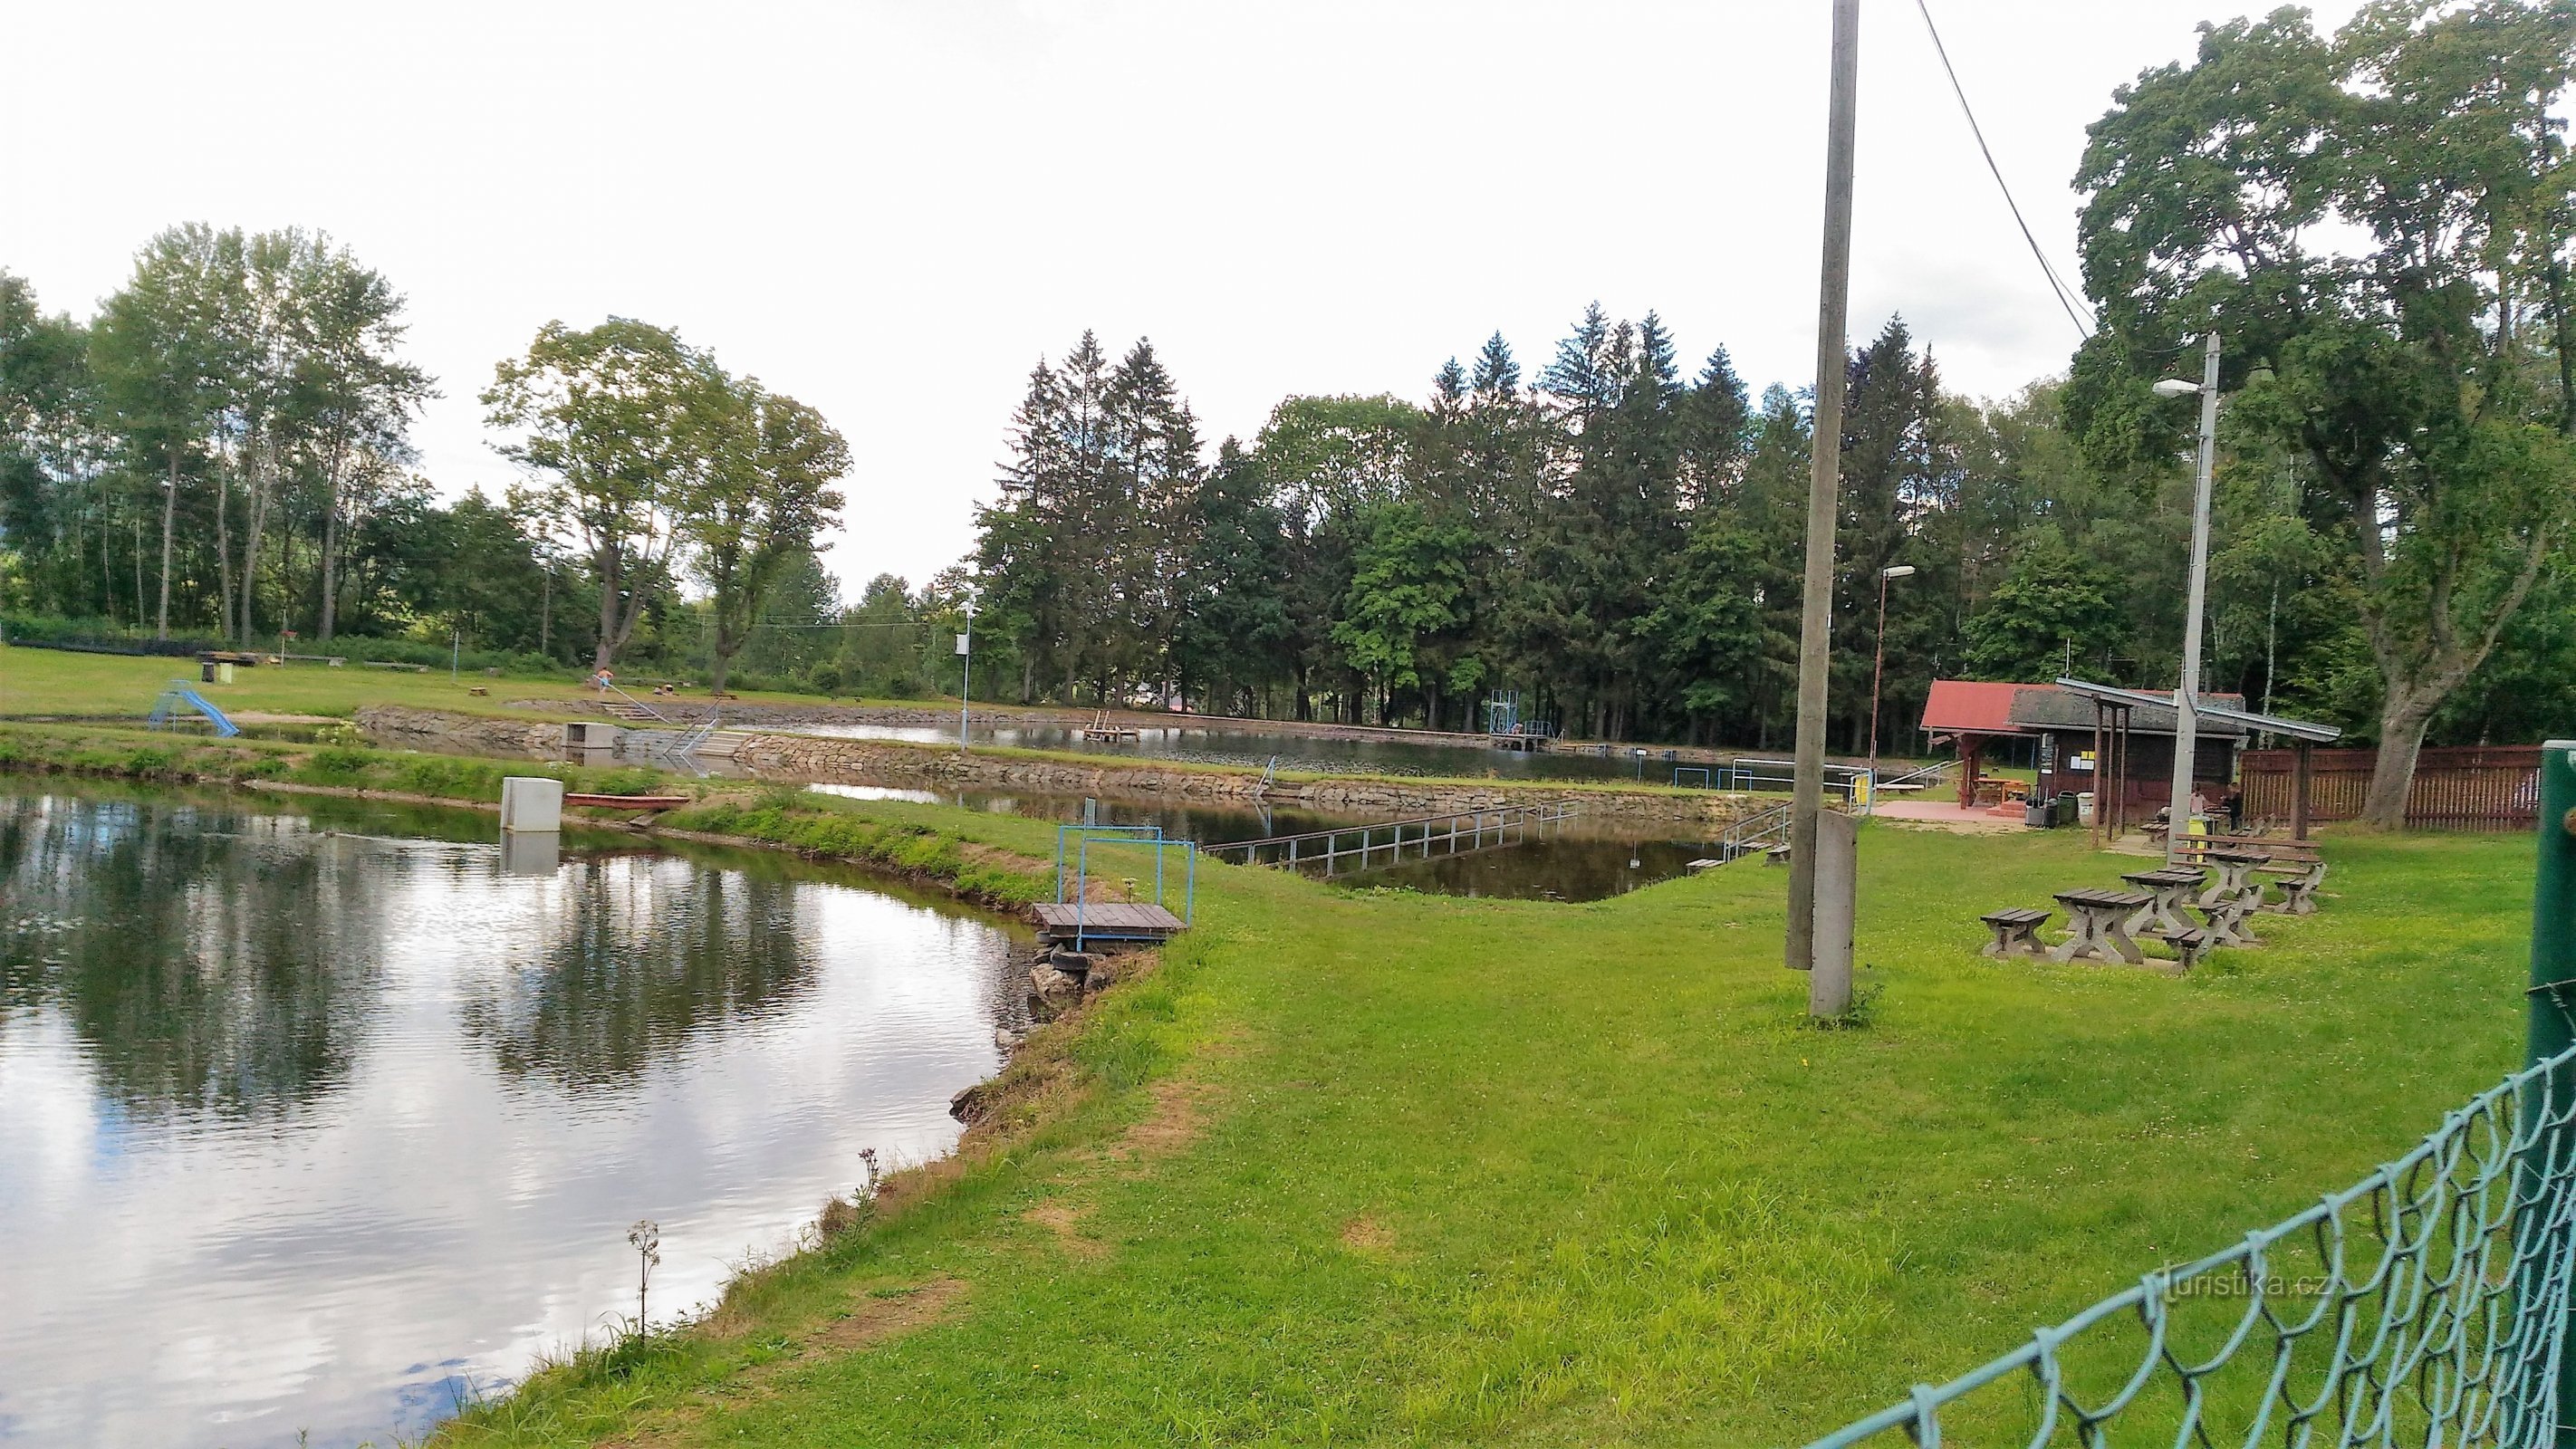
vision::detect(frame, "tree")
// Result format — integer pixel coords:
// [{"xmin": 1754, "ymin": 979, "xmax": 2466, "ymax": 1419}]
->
[
  {"xmin": 284, "ymin": 241, "xmax": 432, "ymax": 643},
  {"xmin": 2072, "ymin": 0, "xmax": 2576, "ymax": 826},
  {"xmin": 1961, "ymin": 527, "xmax": 2130, "ymax": 680},
  {"xmin": 1331, "ymin": 502, "xmax": 1472, "ymax": 724},
  {"xmin": 485, "ymin": 319, "xmax": 713, "ymax": 672},
  {"xmin": 688, "ymin": 380, "xmax": 850, "ymax": 695},
  {"xmin": 88, "ymin": 229, "xmax": 238, "ymax": 638}
]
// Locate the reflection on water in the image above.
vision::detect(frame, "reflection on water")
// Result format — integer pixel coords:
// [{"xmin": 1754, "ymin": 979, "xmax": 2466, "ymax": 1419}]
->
[
  {"xmin": 810, "ymin": 782, "xmax": 1349, "ymax": 847},
  {"xmin": 0, "ymin": 784, "xmax": 1022, "ymax": 1448},
  {"xmin": 1365, "ymin": 835, "xmax": 1716, "ymax": 900},
  {"xmin": 791, "ymin": 720, "xmax": 1683, "ymax": 782}
]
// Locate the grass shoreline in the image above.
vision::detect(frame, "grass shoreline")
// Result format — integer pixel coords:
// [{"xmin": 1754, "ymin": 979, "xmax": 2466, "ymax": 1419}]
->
[{"xmin": 0, "ymin": 707, "xmax": 2542, "ymax": 1445}]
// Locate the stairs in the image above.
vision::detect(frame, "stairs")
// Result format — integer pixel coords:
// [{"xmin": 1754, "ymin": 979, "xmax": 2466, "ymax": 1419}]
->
[{"xmin": 601, "ymin": 699, "xmax": 661, "ymax": 722}]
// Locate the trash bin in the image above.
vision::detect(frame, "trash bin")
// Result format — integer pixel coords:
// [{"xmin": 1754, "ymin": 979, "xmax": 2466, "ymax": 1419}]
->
[
  {"xmin": 200, "ymin": 659, "xmax": 216, "ymax": 684},
  {"xmin": 2077, "ymin": 791, "xmax": 2097, "ymax": 825},
  {"xmin": 2023, "ymin": 800, "xmax": 2052, "ymax": 828},
  {"xmin": 2056, "ymin": 792, "xmax": 2079, "ymax": 827}
]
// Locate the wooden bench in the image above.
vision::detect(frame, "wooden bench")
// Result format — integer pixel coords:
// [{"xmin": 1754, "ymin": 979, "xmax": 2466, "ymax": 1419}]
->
[
  {"xmin": 1980, "ymin": 907, "xmax": 2052, "ymax": 959},
  {"xmin": 2162, "ymin": 927, "xmax": 2216, "ymax": 971}
]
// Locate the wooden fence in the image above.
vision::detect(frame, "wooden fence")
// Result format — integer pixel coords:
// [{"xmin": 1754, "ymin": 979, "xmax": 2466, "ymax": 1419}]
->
[{"xmin": 2241, "ymin": 745, "xmax": 2542, "ymax": 830}]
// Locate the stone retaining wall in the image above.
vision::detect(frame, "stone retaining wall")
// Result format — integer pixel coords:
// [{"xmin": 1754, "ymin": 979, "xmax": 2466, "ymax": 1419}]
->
[{"xmin": 357, "ymin": 705, "xmax": 563, "ymax": 758}]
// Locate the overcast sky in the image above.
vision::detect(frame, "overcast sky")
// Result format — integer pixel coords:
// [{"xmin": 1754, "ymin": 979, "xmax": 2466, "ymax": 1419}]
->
[{"xmin": 5, "ymin": 1, "xmax": 2367, "ymax": 597}]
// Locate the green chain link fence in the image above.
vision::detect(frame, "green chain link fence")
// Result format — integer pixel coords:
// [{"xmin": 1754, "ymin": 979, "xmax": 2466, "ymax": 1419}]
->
[{"xmin": 1803, "ymin": 742, "xmax": 2576, "ymax": 1448}]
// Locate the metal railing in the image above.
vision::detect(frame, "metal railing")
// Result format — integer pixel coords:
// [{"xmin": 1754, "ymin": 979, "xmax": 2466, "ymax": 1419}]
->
[
  {"xmin": 599, "ymin": 680, "xmax": 672, "ymax": 724},
  {"xmin": 1712, "ymin": 801, "xmax": 1794, "ymax": 862},
  {"xmin": 1207, "ymin": 802, "xmax": 1579, "ymax": 876}
]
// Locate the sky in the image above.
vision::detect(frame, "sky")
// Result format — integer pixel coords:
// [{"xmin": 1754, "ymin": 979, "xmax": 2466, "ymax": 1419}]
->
[{"xmin": 4, "ymin": 0, "xmax": 2370, "ymax": 599}]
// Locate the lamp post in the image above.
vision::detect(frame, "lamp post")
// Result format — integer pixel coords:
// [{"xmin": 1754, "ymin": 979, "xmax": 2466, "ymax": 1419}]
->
[
  {"xmin": 1868, "ymin": 564, "xmax": 1917, "ymax": 776},
  {"xmin": 956, "ymin": 604, "xmax": 974, "ymax": 753},
  {"xmin": 2153, "ymin": 332, "xmax": 2222, "ymax": 864}
]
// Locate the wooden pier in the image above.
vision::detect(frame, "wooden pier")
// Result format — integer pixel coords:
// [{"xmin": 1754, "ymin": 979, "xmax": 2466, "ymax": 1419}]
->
[
  {"xmin": 1079, "ymin": 710, "xmax": 1140, "ymax": 743},
  {"xmin": 1032, "ymin": 901, "xmax": 1188, "ymax": 945}
]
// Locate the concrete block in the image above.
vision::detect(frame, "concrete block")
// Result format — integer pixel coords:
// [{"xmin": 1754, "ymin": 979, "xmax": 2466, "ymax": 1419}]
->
[{"xmin": 500, "ymin": 776, "xmax": 564, "ymax": 832}]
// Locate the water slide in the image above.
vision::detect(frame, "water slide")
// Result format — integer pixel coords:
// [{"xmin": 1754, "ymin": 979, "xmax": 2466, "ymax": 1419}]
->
[{"xmin": 149, "ymin": 683, "xmax": 241, "ymax": 738}]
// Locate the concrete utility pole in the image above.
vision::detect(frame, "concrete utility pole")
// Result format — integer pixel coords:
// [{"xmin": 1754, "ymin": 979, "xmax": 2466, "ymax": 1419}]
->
[
  {"xmin": 2160, "ymin": 332, "xmax": 2221, "ymax": 865},
  {"xmin": 1788, "ymin": 0, "xmax": 1863, "ymax": 1018}
]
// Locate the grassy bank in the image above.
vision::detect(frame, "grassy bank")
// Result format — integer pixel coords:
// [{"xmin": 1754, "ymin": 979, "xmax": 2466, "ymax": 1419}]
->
[
  {"xmin": 405, "ymin": 795, "xmax": 2532, "ymax": 1446},
  {"xmin": 3, "ymin": 645, "xmax": 1904, "ymax": 806},
  {"xmin": 0, "ymin": 722, "xmax": 1055, "ymax": 910},
  {"xmin": 0, "ymin": 642, "xmax": 944, "ymax": 721}
]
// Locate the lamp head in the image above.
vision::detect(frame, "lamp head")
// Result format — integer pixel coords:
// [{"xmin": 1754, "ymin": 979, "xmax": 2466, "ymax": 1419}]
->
[
  {"xmin": 1881, "ymin": 564, "xmax": 1918, "ymax": 580},
  {"xmin": 2152, "ymin": 379, "xmax": 2201, "ymax": 398}
]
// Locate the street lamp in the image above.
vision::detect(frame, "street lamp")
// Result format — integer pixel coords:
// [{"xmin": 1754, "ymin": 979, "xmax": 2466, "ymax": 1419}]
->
[
  {"xmin": 955, "ymin": 602, "xmax": 975, "ymax": 753},
  {"xmin": 1868, "ymin": 563, "xmax": 1917, "ymax": 776},
  {"xmin": 2154, "ymin": 332, "xmax": 2223, "ymax": 864}
]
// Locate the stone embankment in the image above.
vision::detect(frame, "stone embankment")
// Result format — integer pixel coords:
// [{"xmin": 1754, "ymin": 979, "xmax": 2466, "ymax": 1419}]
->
[
  {"xmin": 732, "ymin": 732, "xmax": 1764, "ymax": 830},
  {"xmin": 358, "ymin": 705, "xmax": 564, "ymax": 758}
]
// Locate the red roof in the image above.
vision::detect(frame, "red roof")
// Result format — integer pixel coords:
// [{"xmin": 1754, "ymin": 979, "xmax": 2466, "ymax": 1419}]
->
[{"xmin": 1920, "ymin": 680, "xmax": 2057, "ymax": 736}]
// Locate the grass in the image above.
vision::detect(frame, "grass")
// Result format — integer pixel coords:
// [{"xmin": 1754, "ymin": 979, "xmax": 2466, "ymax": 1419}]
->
[
  {"xmin": 0, "ymin": 642, "xmax": 940, "ymax": 722},
  {"xmin": 413, "ymin": 802, "xmax": 2533, "ymax": 1447}
]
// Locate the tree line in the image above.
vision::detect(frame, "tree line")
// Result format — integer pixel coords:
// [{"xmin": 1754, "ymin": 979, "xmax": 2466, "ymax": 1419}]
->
[
  {"xmin": 966, "ymin": 0, "xmax": 2576, "ymax": 826},
  {"xmin": 1, "ymin": 227, "xmax": 849, "ymax": 693},
  {"xmin": 5, "ymin": 3, "xmax": 2571, "ymax": 824}
]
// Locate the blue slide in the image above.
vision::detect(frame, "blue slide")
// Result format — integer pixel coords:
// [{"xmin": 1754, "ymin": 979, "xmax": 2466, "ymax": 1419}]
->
[{"xmin": 149, "ymin": 683, "xmax": 241, "ymax": 738}]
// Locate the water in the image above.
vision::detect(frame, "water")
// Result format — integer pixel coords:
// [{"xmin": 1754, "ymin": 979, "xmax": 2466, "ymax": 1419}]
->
[
  {"xmin": 789, "ymin": 720, "xmax": 1705, "ymax": 783},
  {"xmin": 1361, "ymin": 833, "xmax": 1716, "ymax": 900},
  {"xmin": 0, "ymin": 783, "xmax": 1024, "ymax": 1448},
  {"xmin": 808, "ymin": 782, "xmax": 1355, "ymax": 846}
]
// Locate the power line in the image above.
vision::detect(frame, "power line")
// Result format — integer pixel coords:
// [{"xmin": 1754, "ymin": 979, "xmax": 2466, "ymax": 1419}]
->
[{"xmin": 1913, "ymin": 0, "xmax": 2097, "ymax": 341}]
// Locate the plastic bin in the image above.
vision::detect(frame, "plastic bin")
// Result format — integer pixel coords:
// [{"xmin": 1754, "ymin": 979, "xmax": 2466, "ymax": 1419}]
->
[{"xmin": 2077, "ymin": 791, "xmax": 2097, "ymax": 824}]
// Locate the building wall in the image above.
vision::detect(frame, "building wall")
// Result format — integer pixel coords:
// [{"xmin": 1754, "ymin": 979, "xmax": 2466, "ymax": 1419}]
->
[{"xmin": 2034, "ymin": 729, "xmax": 2236, "ymax": 807}]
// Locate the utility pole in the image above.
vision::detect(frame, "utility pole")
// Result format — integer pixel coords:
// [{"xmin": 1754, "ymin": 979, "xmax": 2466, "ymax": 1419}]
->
[
  {"xmin": 1788, "ymin": 0, "xmax": 1863, "ymax": 1019},
  {"xmin": 2162, "ymin": 332, "xmax": 2221, "ymax": 865}
]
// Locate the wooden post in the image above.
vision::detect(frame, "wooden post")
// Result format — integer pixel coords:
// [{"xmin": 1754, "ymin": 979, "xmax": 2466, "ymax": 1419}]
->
[
  {"xmin": 2292, "ymin": 741, "xmax": 2313, "ymax": 840},
  {"xmin": 2091, "ymin": 704, "xmax": 2106, "ymax": 850}
]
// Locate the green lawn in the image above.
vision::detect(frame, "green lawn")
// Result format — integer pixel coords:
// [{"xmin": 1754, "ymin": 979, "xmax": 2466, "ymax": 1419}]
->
[
  {"xmin": 0, "ymin": 641, "xmax": 871, "ymax": 720},
  {"xmin": 430, "ymin": 804, "xmax": 2534, "ymax": 1448}
]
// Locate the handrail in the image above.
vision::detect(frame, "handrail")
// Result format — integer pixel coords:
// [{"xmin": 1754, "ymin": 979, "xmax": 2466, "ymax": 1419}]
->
[
  {"xmin": 601, "ymin": 680, "xmax": 671, "ymax": 724},
  {"xmin": 1209, "ymin": 801, "xmax": 1579, "ymax": 874}
]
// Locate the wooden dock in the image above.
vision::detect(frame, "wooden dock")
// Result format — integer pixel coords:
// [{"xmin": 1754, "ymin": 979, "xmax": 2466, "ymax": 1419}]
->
[{"xmin": 1032, "ymin": 901, "xmax": 1187, "ymax": 945}]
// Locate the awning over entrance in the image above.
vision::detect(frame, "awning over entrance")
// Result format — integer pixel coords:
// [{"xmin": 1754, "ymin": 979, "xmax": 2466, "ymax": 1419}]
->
[{"xmin": 2050, "ymin": 678, "xmax": 2341, "ymax": 744}]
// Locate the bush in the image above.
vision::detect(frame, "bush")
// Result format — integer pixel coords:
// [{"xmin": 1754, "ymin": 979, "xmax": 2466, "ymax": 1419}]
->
[{"xmin": 808, "ymin": 664, "xmax": 844, "ymax": 697}]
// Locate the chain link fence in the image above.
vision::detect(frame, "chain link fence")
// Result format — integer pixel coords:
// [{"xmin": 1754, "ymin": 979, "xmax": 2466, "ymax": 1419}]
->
[{"xmin": 1802, "ymin": 1041, "xmax": 2576, "ymax": 1447}]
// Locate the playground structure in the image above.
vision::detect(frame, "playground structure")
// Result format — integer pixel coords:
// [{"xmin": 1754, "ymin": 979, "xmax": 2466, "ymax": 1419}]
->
[
  {"xmin": 147, "ymin": 681, "xmax": 240, "ymax": 737},
  {"xmin": 1034, "ymin": 824, "xmax": 1196, "ymax": 951},
  {"xmin": 1481, "ymin": 690, "xmax": 1556, "ymax": 750}
]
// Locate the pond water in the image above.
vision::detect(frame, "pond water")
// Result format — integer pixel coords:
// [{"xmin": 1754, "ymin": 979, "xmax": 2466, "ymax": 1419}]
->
[
  {"xmin": 804, "ymin": 784, "xmax": 1724, "ymax": 903},
  {"xmin": 0, "ymin": 783, "xmax": 1024, "ymax": 1449},
  {"xmin": 790, "ymin": 720, "xmax": 1716, "ymax": 783}
]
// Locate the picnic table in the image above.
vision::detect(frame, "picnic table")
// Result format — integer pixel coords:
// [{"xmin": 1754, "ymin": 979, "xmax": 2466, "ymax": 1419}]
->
[
  {"xmin": 2119, "ymin": 868, "xmax": 2206, "ymax": 939},
  {"xmin": 2052, "ymin": 888, "xmax": 2152, "ymax": 964},
  {"xmin": 2264, "ymin": 859, "xmax": 2328, "ymax": 915},
  {"xmin": 2194, "ymin": 891, "xmax": 2263, "ymax": 946},
  {"xmin": 2200, "ymin": 850, "xmax": 2271, "ymax": 908}
]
